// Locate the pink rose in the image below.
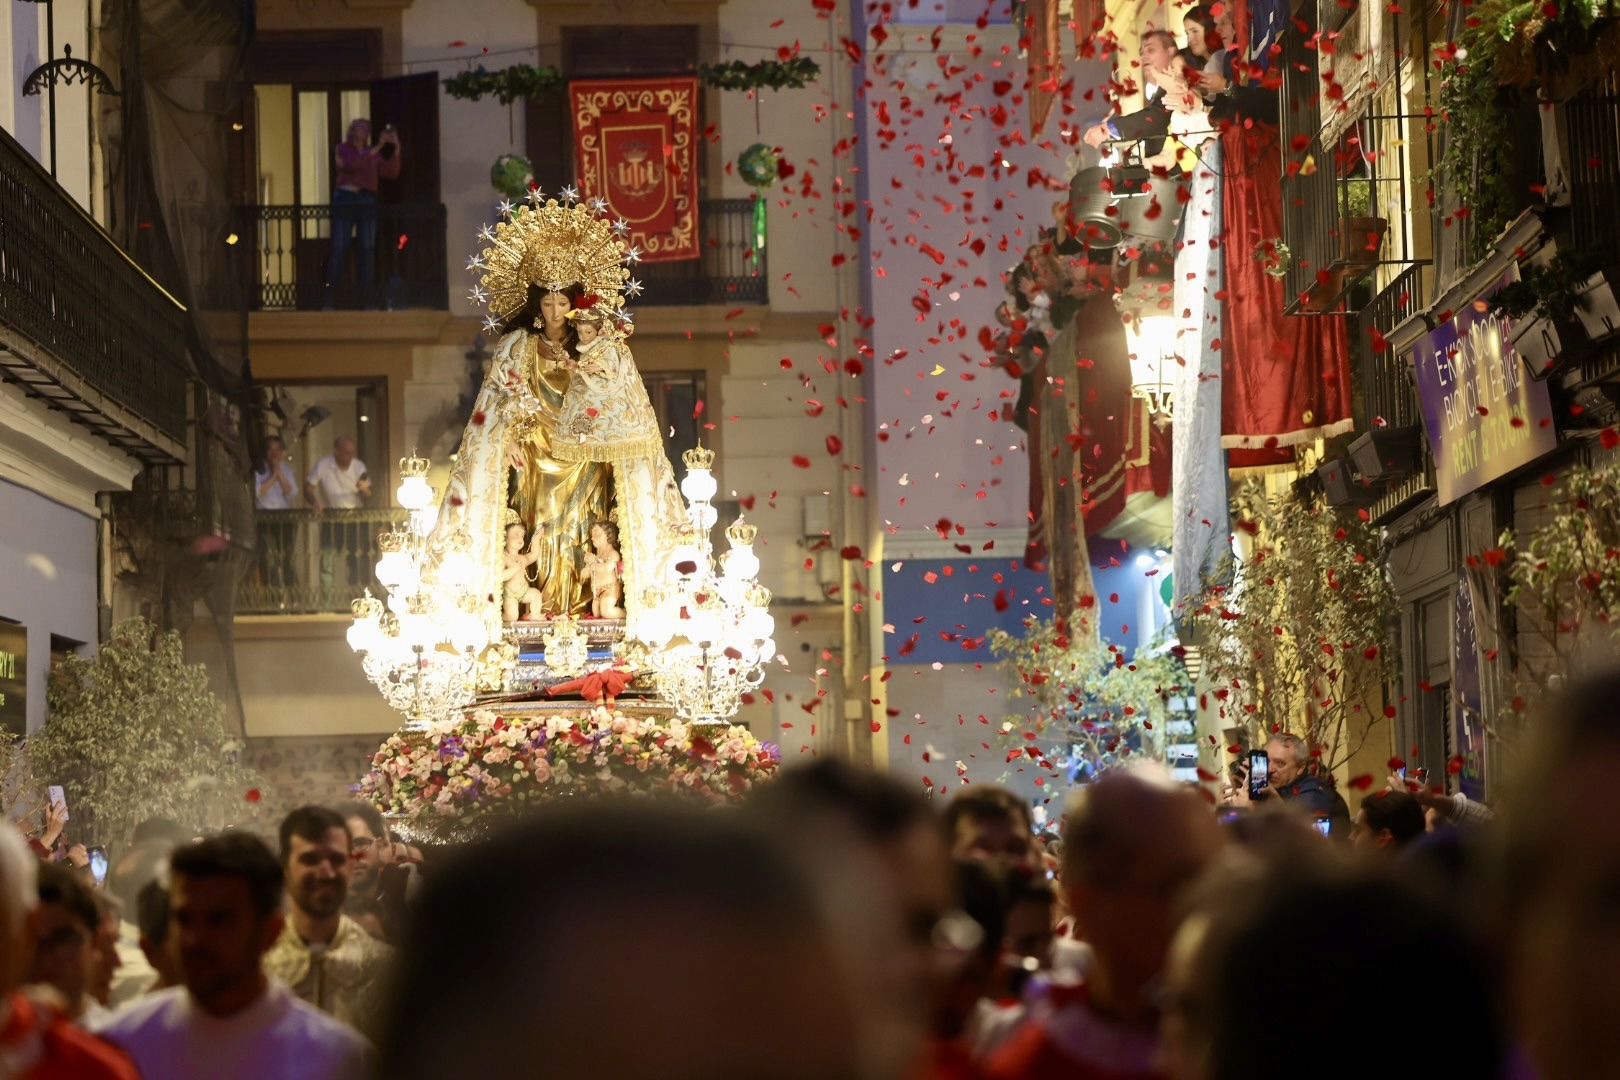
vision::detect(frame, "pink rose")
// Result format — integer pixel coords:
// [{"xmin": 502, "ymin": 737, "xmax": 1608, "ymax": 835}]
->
[{"xmin": 532, "ymin": 758, "xmax": 553, "ymax": 783}]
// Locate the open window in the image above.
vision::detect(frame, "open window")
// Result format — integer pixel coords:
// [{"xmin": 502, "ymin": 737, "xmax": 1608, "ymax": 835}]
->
[{"xmin": 237, "ymin": 34, "xmax": 445, "ymax": 309}]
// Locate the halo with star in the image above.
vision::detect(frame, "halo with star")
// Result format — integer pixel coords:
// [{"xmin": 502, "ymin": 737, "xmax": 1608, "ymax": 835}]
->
[{"xmin": 471, "ymin": 195, "xmax": 637, "ymax": 322}]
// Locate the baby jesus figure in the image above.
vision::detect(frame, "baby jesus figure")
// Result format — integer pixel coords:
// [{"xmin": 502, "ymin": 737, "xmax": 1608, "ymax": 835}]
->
[
  {"xmin": 582, "ymin": 519, "xmax": 624, "ymax": 618},
  {"xmin": 501, "ymin": 520, "xmax": 545, "ymax": 622}
]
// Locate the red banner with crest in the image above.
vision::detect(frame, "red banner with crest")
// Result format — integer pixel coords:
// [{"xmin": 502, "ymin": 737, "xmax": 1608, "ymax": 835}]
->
[{"xmin": 570, "ymin": 77, "xmax": 699, "ymax": 263}]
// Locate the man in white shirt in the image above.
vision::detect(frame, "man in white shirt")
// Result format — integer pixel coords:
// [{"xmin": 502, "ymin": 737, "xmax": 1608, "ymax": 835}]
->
[
  {"xmin": 304, "ymin": 437, "xmax": 373, "ymax": 591},
  {"xmin": 95, "ymin": 833, "xmax": 371, "ymax": 1080},
  {"xmin": 304, "ymin": 437, "xmax": 370, "ymax": 511}
]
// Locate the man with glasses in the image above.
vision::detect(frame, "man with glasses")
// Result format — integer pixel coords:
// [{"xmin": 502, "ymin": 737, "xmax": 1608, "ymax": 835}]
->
[
  {"xmin": 263, "ymin": 807, "xmax": 392, "ymax": 1036},
  {"xmin": 340, "ymin": 802, "xmax": 418, "ymax": 944}
]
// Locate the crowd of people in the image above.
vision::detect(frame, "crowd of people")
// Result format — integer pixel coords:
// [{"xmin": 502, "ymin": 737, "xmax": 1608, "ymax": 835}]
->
[{"xmin": 3, "ymin": 671, "xmax": 1613, "ymax": 1079}]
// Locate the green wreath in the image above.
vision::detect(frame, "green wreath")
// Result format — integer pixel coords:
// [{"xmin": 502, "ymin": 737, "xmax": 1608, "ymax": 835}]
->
[
  {"xmin": 698, "ymin": 57, "xmax": 821, "ymax": 92},
  {"xmin": 444, "ymin": 64, "xmax": 564, "ymax": 105}
]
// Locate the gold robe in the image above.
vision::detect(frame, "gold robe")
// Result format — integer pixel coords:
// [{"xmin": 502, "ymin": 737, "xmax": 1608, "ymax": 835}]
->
[
  {"xmin": 513, "ymin": 332, "xmax": 611, "ymax": 617},
  {"xmin": 264, "ymin": 914, "xmax": 393, "ymax": 1037}
]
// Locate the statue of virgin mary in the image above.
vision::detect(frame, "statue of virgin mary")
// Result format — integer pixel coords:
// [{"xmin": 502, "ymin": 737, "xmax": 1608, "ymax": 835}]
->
[{"xmin": 422, "ymin": 195, "xmax": 685, "ymax": 645}]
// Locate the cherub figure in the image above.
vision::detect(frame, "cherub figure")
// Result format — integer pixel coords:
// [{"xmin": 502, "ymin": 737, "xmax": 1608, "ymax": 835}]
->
[
  {"xmin": 501, "ymin": 520, "xmax": 545, "ymax": 622},
  {"xmin": 581, "ymin": 519, "xmax": 624, "ymax": 618}
]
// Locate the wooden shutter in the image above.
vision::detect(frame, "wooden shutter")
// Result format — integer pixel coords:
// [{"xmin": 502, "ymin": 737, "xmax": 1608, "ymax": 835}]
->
[{"xmin": 370, "ymin": 73, "xmax": 441, "ymax": 205}]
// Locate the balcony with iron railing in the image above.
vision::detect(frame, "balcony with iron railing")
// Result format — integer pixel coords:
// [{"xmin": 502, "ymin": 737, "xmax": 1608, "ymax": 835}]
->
[
  {"xmin": 1355, "ymin": 266, "xmax": 1437, "ymax": 521},
  {"xmin": 1278, "ymin": 5, "xmax": 1427, "ymax": 315},
  {"xmin": 0, "ymin": 124, "xmax": 189, "ymax": 461},
  {"xmin": 226, "ymin": 197, "xmax": 766, "ymax": 312},
  {"xmin": 239, "ymin": 508, "xmax": 406, "ymax": 614}
]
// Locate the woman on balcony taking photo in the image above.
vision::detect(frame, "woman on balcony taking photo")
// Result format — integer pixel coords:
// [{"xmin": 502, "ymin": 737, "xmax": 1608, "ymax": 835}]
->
[{"xmin": 323, "ymin": 118, "xmax": 400, "ymax": 310}]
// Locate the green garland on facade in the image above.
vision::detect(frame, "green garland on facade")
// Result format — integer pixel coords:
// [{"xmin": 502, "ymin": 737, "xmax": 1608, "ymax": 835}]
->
[
  {"xmin": 443, "ymin": 64, "xmax": 564, "ymax": 105},
  {"xmin": 697, "ymin": 56, "xmax": 821, "ymax": 92},
  {"xmin": 442, "ymin": 58, "xmax": 820, "ymax": 104}
]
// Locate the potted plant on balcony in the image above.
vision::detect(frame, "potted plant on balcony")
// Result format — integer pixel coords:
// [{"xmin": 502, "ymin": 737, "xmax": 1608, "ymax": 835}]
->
[
  {"xmin": 1339, "ymin": 177, "xmax": 1387, "ymax": 270},
  {"xmin": 1490, "ymin": 247, "xmax": 1616, "ymax": 378}
]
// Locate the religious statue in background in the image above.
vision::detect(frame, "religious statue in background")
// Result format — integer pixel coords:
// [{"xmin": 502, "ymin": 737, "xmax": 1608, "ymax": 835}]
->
[{"xmin": 423, "ymin": 194, "xmax": 683, "ymax": 641}]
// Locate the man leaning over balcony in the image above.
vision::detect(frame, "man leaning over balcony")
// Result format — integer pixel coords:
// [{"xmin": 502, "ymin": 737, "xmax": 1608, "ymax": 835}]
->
[{"xmin": 306, "ymin": 437, "xmax": 373, "ymax": 594}]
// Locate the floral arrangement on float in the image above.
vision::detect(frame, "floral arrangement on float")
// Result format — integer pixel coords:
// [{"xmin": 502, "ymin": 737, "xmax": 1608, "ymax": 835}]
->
[{"xmin": 358, "ymin": 707, "xmax": 780, "ymax": 841}]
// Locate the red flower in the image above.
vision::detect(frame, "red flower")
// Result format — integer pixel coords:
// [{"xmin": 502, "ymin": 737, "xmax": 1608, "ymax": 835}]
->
[{"xmin": 245, "ymin": 788, "xmax": 262, "ymax": 804}]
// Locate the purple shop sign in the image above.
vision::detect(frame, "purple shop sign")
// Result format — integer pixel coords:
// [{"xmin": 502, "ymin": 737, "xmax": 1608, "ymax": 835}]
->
[{"xmin": 1411, "ymin": 269, "xmax": 1557, "ymax": 505}]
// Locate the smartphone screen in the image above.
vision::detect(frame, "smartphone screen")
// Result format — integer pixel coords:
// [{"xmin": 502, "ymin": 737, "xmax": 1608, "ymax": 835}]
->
[
  {"xmin": 1247, "ymin": 750, "xmax": 1269, "ymax": 797},
  {"xmin": 88, "ymin": 847, "xmax": 108, "ymax": 887},
  {"xmin": 47, "ymin": 785, "xmax": 67, "ymax": 822},
  {"xmin": 1312, "ymin": 817, "xmax": 1333, "ymax": 836}
]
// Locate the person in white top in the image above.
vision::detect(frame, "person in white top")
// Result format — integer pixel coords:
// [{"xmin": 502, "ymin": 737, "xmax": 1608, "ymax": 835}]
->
[
  {"xmin": 255, "ymin": 436, "xmax": 299, "ymax": 510},
  {"xmin": 94, "ymin": 833, "xmax": 371, "ymax": 1080},
  {"xmin": 305, "ymin": 437, "xmax": 373, "ymax": 591},
  {"xmin": 304, "ymin": 437, "xmax": 370, "ymax": 511}
]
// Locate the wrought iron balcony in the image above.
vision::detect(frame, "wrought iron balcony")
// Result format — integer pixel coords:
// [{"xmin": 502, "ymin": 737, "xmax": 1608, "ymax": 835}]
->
[
  {"xmin": 231, "ymin": 203, "xmax": 449, "ymax": 311},
  {"xmin": 238, "ymin": 507, "xmax": 406, "ymax": 614},
  {"xmin": 0, "ymin": 124, "xmax": 188, "ymax": 459},
  {"xmin": 1277, "ymin": 1, "xmax": 1426, "ymax": 315},
  {"xmin": 1350, "ymin": 266, "xmax": 1436, "ymax": 524},
  {"xmin": 226, "ymin": 197, "xmax": 766, "ymax": 312},
  {"xmin": 630, "ymin": 198, "xmax": 768, "ymax": 307}
]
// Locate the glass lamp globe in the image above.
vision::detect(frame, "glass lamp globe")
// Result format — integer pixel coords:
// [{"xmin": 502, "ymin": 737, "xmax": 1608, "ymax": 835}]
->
[
  {"xmin": 639, "ymin": 603, "xmax": 676, "ymax": 646},
  {"xmin": 376, "ymin": 550, "xmax": 413, "ymax": 590},
  {"xmin": 397, "ymin": 475, "xmax": 434, "ymax": 510},
  {"xmin": 721, "ymin": 547, "xmax": 761, "ymax": 582},
  {"xmin": 743, "ymin": 607, "xmax": 776, "ymax": 642},
  {"xmin": 346, "ymin": 618, "xmax": 381, "ymax": 653},
  {"xmin": 680, "ymin": 468, "xmax": 718, "ymax": 504},
  {"xmin": 717, "ymin": 576, "xmax": 751, "ymax": 606},
  {"xmin": 684, "ymin": 605, "xmax": 721, "ymax": 647},
  {"xmin": 449, "ymin": 611, "xmax": 487, "ymax": 654}
]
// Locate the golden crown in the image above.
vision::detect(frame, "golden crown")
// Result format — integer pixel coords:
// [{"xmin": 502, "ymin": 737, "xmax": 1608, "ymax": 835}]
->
[
  {"xmin": 682, "ymin": 443, "xmax": 716, "ymax": 471},
  {"xmin": 474, "ymin": 197, "xmax": 634, "ymax": 321},
  {"xmin": 746, "ymin": 583, "xmax": 772, "ymax": 608},
  {"xmin": 502, "ymin": 507, "xmax": 522, "ymax": 528},
  {"xmin": 398, "ymin": 451, "xmax": 429, "ymax": 479},
  {"xmin": 350, "ymin": 592, "xmax": 383, "ymax": 620},
  {"xmin": 725, "ymin": 517, "xmax": 758, "ymax": 546},
  {"xmin": 377, "ymin": 527, "xmax": 409, "ymax": 554}
]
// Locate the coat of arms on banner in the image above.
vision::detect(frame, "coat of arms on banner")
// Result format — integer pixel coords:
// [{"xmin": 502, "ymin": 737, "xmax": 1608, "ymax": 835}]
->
[{"xmin": 570, "ymin": 77, "xmax": 699, "ymax": 263}]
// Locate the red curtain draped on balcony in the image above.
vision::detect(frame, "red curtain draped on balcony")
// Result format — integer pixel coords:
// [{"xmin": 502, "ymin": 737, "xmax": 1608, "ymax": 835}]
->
[{"xmin": 1215, "ymin": 0, "xmax": 1350, "ymax": 461}]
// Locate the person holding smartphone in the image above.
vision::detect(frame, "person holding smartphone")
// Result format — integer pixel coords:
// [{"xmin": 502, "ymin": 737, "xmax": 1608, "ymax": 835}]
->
[
  {"xmin": 1221, "ymin": 733, "xmax": 1351, "ymax": 838},
  {"xmin": 322, "ymin": 117, "xmax": 401, "ymax": 310}
]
